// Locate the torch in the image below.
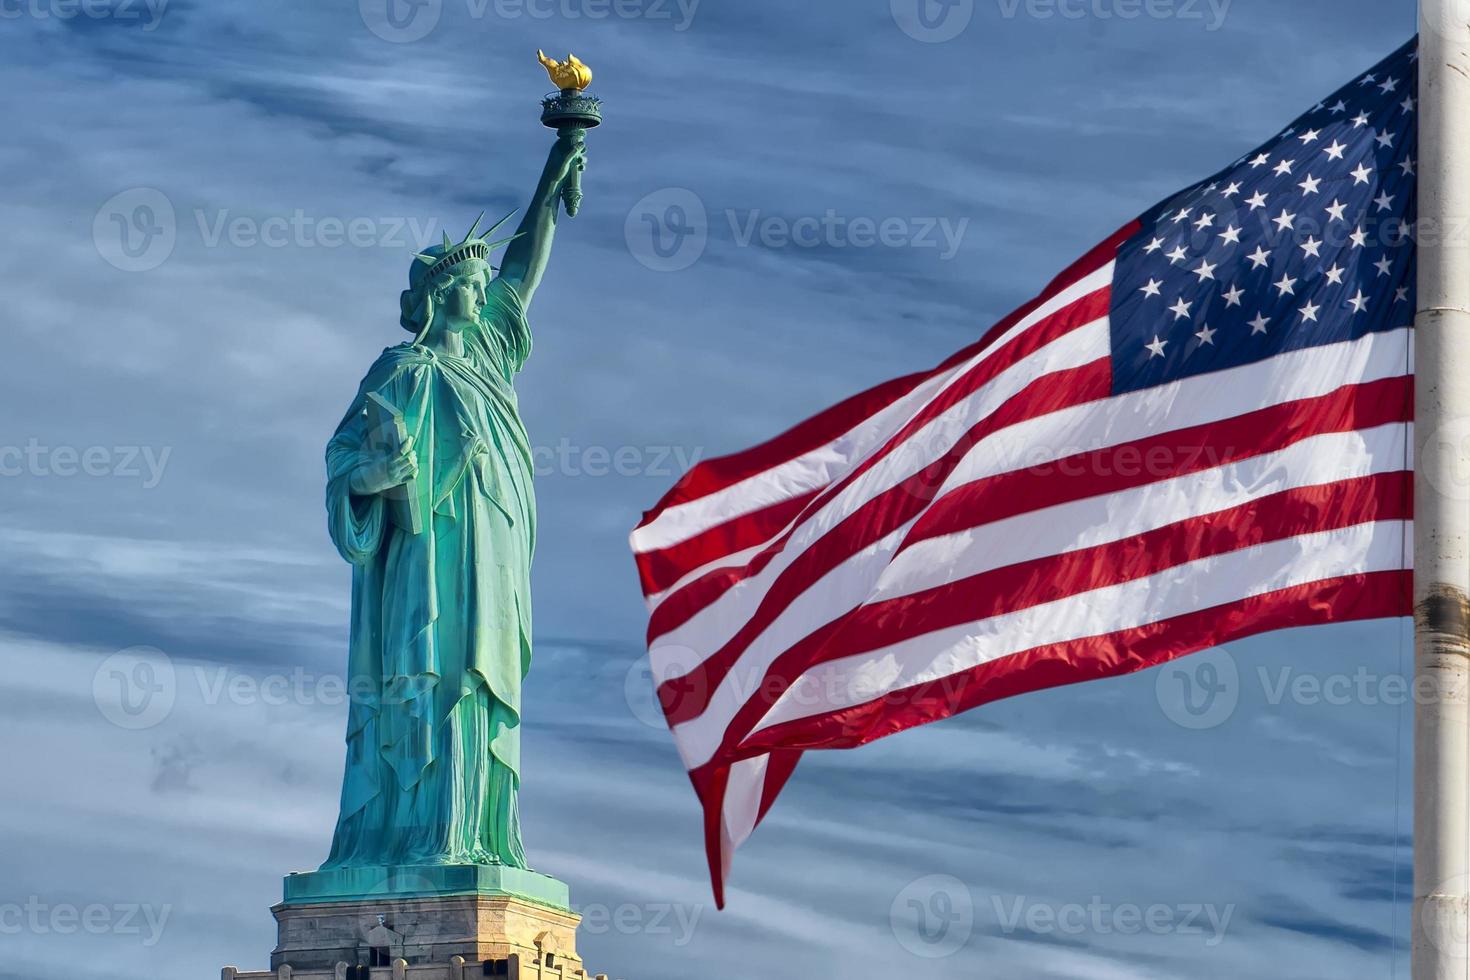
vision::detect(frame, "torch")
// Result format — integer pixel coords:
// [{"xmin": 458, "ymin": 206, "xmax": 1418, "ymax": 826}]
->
[{"xmin": 537, "ymin": 51, "xmax": 602, "ymax": 218}]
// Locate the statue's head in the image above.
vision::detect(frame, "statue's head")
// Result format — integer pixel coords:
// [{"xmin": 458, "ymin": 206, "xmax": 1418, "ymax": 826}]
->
[{"xmin": 400, "ymin": 211, "xmax": 519, "ymax": 344}]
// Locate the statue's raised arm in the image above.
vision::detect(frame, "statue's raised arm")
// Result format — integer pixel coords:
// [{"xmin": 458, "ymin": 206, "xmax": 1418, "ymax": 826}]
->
[{"xmin": 497, "ymin": 134, "xmax": 586, "ymax": 308}]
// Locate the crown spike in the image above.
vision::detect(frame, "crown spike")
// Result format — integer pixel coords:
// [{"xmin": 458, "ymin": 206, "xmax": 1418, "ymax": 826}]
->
[
  {"xmin": 461, "ymin": 211, "xmax": 486, "ymax": 246},
  {"xmin": 482, "ymin": 209, "xmax": 518, "ymax": 240},
  {"xmin": 487, "ymin": 231, "xmax": 525, "ymax": 251},
  {"xmin": 441, "ymin": 230, "xmax": 453, "ymax": 251},
  {"xmin": 414, "ymin": 253, "xmax": 438, "ymax": 265}
]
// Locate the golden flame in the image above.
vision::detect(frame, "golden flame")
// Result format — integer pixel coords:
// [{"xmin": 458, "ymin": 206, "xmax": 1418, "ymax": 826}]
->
[{"xmin": 537, "ymin": 50, "xmax": 593, "ymax": 92}]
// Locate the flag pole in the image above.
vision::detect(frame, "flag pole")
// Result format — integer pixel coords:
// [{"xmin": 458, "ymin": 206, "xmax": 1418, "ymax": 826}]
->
[{"xmin": 1414, "ymin": 3, "xmax": 1470, "ymax": 977}]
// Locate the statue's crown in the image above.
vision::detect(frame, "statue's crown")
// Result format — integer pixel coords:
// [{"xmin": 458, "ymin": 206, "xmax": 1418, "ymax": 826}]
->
[{"xmin": 413, "ymin": 211, "xmax": 520, "ymax": 284}]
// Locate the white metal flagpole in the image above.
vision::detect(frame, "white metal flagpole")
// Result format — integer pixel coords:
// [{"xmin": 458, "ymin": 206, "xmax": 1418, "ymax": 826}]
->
[{"xmin": 1414, "ymin": 2, "xmax": 1470, "ymax": 978}]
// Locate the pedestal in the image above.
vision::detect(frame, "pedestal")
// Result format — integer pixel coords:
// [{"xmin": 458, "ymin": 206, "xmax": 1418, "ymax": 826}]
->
[{"xmin": 218, "ymin": 866, "xmax": 614, "ymax": 980}]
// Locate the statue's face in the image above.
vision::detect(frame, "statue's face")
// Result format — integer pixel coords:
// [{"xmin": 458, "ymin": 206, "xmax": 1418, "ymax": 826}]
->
[{"xmin": 442, "ymin": 267, "xmax": 489, "ymax": 333}]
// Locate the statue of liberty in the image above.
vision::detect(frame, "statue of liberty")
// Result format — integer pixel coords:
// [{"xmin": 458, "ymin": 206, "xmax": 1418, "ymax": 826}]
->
[{"xmin": 317, "ymin": 130, "xmax": 586, "ymax": 875}]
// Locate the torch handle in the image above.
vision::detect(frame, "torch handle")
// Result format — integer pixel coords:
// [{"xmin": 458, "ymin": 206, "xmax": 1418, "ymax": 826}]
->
[{"xmin": 558, "ymin": 125, "xmax": 587, "ymax": 218}]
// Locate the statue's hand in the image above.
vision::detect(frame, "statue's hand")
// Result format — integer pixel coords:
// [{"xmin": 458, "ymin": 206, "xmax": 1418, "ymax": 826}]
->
[
  {"xmin": 547, "ymin": 135, "xmax": 587, "ymax": 187},
  {"xmin": 350, "ymin": 436, "xmax": 418, "ymax": 496}
]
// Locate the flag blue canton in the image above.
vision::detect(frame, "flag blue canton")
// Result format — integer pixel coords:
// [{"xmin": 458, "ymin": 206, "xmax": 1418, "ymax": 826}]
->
[{"xmin": 1110, "ymin": 39, "xmax": 1418, "ymax": 395}]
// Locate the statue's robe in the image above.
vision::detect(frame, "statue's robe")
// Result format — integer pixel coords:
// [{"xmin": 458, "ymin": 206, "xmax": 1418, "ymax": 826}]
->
[{"xmin": 321, "ymin": 278, "xmax": 534, "ymax": 869}]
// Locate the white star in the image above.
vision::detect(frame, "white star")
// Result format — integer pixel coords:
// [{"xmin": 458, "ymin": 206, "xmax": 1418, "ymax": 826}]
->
[
  {"xmin": 1360, "ymin": 73, "xmax": 1378, "ymax": 86},
  {"xmin": 1223, "ymin": 285, "xmax": 1245, "ymax": 307},
  {"xmin": 1144, "ymin": 236, "xmax": 1166, "ymax": 254},
  {"xmin": 1246, "ymin": 190, "xmax": 1270, "ymax": 211},
  {"xmin": 1329, "ymin": 100, "xmax": 1348, "ymax": 114},
  {"xmin": 1194, "ymin": 212, "xmax": 1216, "ymax": 231},
  {"xmin": 1298, "ymin": 174, "xmax": 1322, "ymax": 195},
  {"xmin": 1146, "ymin": 335, "xmax": 1168, "ymax": 358},
  {"xmin": 1195, "ymin": 324, "xmax": 1218, "ymax": 346},
  {"xmin": 1274, "ymin": 274, "xmax": 1298, "ymax": 296},
  {"xmin": 1249, "ymin": 313, "xmax": 1271, "ymax": 335},
  {"xmin": 1249, "ymin": 153, "xmax": 1271, "ymax": 168},
  {"xmin": 1400, "ymin": 157, "xmax": 1417, "ymax": 177},
  {"xmin": 1221, "ymin": 181, "xmax": 1242, "ymax": 197},
  {"xmin": 1375, "ymin": 256, "xmax": 1394, "ymax": 276},
  {"xmin": 1325, "ymin": 264, "xmax": 1346, "ymax": 285},
  {"xmin": 1140, "ymin": 278, "xmax": 1163, "ymax": 298},
  {"xmin": 1348, "ymin": 289, "xmax": 1370, "ymax": 313},
  {"xmin": 1298, "ymin": 128, "xmax": 1322, "ymax": 144},
  {"xmin": 1395, "ymin": 287, "xmax": 1410, "ymax": 303},
  {"xmin": 1247, "ymin": 246, "xmax": 1271, "ymax": 269},
  {"xmin": 1166, "ymin": 245, "xmax": 1189, "ymax": 264},
  {"xmin": 1374, "ymin": 191, "xmax": 1395, "ymax": 212},
  {"xmin": 1218, "ymin": 224, "xmax": 1242, "ymax": 246},
  {"xmin": 1352, "ymin": 112, "xmax": 1371, "ymax": 128},
  {"xmin": 1300, "ymin": 300, "xmax": 1322, "ymax": 322},
  {"xmin": 1324, "ymin": 140, "xmax": 1348, "ymax": 161},
  {"xmin": 1274, "ymin": 159, "xmax": 1295, "ymax": 176},
  {"xmin": 1273, "ymin": 209, "xmax": 1297, "ymax": 232},
  {"xmin": 1350, "ymin": 226, "xmax": 1369, "ymax": 249},
  {"xmin": 1300, "ymin": 236, "xmax": 1323, "ymax": 258},
  {"xmin": 1402, "ymin": 95, "xmax": 1417, "ymax": 114},
  {"xmin": 1379, "ymin": 76, "xmax": 1399, "ymax": 94},
  {"xmin": 1171, "ymin": 208, "xmax": 1192, "ymax": 224},
  {"xmin": 1375, "ymin": 130, "xmax": 1396, "ymax": 149},
  {"xmin": 1325, "ymin": 199, "xmax": 1348, "ymax": 222},
  {"xmin": 1170, "ymin": 298, "xmax": 1193, "ymax": 320},
  {"xmin": 1351, "ymin": 163, "xmax": 1374, "ymax": 185}
]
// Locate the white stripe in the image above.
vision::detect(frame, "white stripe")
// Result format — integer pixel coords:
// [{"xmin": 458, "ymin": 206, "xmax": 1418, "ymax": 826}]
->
[
  {"xmin": 870, "ymin": 421, "xmax": 1410, "ymax": 601},
  {"xmin": 646, "ymin": 317, "xmax": 1110, "ymax": 652},
  {"xmin": 720, "ymin": 754, "xmax": 770, "ymax": 854},
  {"xmin": 652, "ymin": 328, "xmax": 1409, "ymax": 682},
  {"xmin": 743, "ymin": 520, "xmax": 1407, "ymax": 742},
  {"xmin": 630, "ymin": 264, "xmax": 1115, "ymax": 556},
  {"xmin": 662, "ymin": 423, "xmax": 1407, "ymax": 770}
]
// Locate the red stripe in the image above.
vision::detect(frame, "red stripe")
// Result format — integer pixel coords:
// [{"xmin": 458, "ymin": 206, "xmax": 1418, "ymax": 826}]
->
[
  {"xmin": 642, "ymin": 287, "xmax": 1111, "ymax": 625},
  {"xmin": 637, "ymin": 490, "xmax": 820, "ymax": 596},
  {"xmin": 635, "ymin": 286, "xmax": 1109, "ymax": 585},
  {"xmin": 656, "ymin": 374, "xmax": 1410, "ymax": 725},
  {"xmin": 696, "ymin": 473, "xmax": 1409, "ymax": 759},
  {"xmin": 697, "ymin": 765, "xmax": 731, "ymax": 910},
  {"xmin": 721, "ymin": 568, "xmax": 1411, "ymax": 759},
  {"xmin": 634, "ymin": 223, "xmax": 1134, "ymax": 533}
]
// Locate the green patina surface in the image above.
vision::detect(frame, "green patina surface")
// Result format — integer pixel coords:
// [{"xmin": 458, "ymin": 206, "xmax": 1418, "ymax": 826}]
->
[{"xmin": 302, "ymin": 117, "xmax": 590, "ymax": 904}]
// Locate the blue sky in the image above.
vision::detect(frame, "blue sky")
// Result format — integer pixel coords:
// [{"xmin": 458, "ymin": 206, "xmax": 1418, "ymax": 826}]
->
[{"xmin": 0, "ymin": 1, "xmax": 1420, "ymax": 977}]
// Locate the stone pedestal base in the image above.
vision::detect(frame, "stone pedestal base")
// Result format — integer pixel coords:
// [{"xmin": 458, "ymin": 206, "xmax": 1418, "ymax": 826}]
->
[
  {"xmin": 217, "ymin": 866, "xmax": 614, "ymax": 980},
  {"xmin": 271, "ymin": 893, "xmax": 582, "ymax": 971}
]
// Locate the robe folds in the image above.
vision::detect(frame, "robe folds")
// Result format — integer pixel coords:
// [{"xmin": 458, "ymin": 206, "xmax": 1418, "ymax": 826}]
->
[{"xmin": 321, "ymin": 278, "xmax": 535, "ymax": 869}]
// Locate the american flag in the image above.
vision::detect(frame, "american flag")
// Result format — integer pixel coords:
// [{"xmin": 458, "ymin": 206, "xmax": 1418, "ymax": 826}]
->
[{"xmin": 630, "ymin": 39, "xmax": 1418, "ymax": 906}]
